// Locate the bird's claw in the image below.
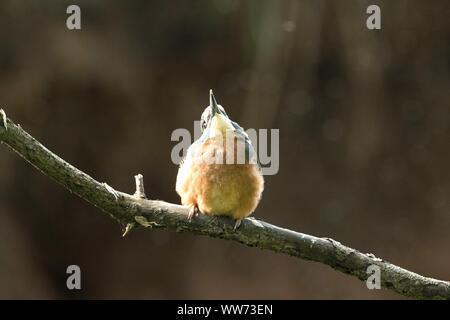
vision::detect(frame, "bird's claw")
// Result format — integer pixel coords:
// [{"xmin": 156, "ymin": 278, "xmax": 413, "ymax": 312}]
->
[
  {"xmin": 233, "ymin": 219, "xmax": 242, "ymax": 231},
  {"xmin": 187, "ymin": 205, "xmax": 199, "ymax": 221},
  {"xmin": 103, "ymin": 182, "xmax": 119, "ymax": 201}
]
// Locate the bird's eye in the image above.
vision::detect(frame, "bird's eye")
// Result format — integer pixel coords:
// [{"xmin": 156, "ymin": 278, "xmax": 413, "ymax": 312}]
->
[{"xmin": 201, "ymin": 120, "xmax": 207, "ymax": 131}]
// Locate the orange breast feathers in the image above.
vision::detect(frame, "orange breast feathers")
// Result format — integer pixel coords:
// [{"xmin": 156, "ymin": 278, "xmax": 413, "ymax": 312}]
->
[{"xmin": 176, "ymin": 137, "xmax": 264, "ymax": 220}]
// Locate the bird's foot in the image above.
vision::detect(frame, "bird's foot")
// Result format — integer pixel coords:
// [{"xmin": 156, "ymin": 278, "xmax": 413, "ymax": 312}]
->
[
  {"xmin": 187, "ymin": 204, "xmax": 199, "ymax": 221},
  {"xmin": 233, "ymin": 219, "xmax": 242, "ymax": 231}
]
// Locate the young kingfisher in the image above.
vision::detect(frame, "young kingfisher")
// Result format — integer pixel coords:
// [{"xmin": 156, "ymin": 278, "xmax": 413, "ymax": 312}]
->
[{"xmin": 176, "ymin": 90, "xmax": 264, "ymax": 229}]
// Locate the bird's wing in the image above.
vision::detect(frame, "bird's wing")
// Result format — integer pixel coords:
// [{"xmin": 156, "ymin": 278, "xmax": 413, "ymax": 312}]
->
[{"xmin": 231, "ymin": 121, "xmax": 259, "ymax": 167}]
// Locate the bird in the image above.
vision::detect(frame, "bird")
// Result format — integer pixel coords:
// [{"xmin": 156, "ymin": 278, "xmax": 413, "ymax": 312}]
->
[{"xmin": 176, "ymin": 90, "xmax": 264, "ymax": 229}]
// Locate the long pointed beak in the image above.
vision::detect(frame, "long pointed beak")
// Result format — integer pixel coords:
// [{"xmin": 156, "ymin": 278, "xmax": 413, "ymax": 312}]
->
[{"xmin": 210, "ymin": 89, "xmax": 220, "ymax": 116}]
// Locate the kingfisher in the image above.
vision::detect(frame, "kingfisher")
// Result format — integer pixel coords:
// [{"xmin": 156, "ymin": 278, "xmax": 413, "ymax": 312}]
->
[{"xmin": 176, "ymin": 90, "xmax": 264, "ymax": 229}]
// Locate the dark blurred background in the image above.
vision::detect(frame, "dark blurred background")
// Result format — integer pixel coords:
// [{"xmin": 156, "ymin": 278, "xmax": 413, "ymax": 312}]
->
[{"xmin": 0, "ymin": 0, "xmax": 449, "ymax": 299}]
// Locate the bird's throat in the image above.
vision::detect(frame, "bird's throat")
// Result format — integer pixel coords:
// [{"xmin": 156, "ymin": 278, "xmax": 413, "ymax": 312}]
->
[{"xmin": 209, "ymin": 114, "xmax": 234, "ymax": 137}]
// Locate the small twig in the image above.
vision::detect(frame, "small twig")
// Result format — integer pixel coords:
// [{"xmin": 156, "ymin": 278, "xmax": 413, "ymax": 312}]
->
[
  {"xmin": 0, "ymin": 109, "xmax": 7, "ymax": 130},
  {"xmin": 133, "ymin": 174, "xmax": 147, "ymax": 199},
  {"xmin": 1, "ymin": 110, "xmax": 449, "ymax": 299},
  {"xmin": 122, "ymin": 222, "xmax": 135, "ymax": 237}
]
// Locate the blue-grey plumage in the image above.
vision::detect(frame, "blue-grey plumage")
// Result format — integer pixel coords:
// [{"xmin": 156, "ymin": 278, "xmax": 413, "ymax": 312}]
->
[{"xmin": 176, "ymin": 90, "xmax": 264, "ymax": 228}]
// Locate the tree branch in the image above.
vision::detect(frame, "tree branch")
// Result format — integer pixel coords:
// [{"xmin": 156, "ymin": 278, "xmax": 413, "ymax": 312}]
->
[{"xmin": 0, "ymin": 109, "xmax": 449, "ymax": 300}]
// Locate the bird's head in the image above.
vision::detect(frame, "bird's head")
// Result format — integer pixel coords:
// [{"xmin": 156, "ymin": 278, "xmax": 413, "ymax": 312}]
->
[{"xmin": 200, "ymin": 90, "xmax": 235, "ymax": 138}]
